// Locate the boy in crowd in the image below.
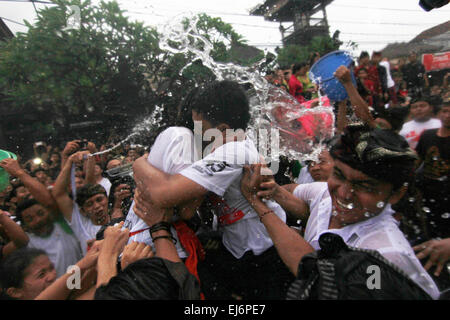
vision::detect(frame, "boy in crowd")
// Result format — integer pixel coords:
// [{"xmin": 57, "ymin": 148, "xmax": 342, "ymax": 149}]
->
[
  {"xmin": 415, "ymin": 102, "xmax": 450, "ymax": 240},
  {"xmin": 14, "ymin": 198, "xmax": 82, "ymax": 277},
  {"xmin": 400, "ymin": 96, "xmax": 441, "ymax": 149}
]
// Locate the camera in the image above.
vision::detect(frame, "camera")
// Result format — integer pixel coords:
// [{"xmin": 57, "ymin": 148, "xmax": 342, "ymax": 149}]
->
[
  {"xmin": 34, "ymin": 141, "xmax": 47, "ymax": 155},
  {"xmin": 419, "ymin": 0, "xmax": 449, "ymax": 11},
  {"xmin": 79, "ymin": 139, "xmax": 89, "ymax": 150},
  {"xmin": 105, "ymin": 163, "xmax": 135, "ymax": 216}
]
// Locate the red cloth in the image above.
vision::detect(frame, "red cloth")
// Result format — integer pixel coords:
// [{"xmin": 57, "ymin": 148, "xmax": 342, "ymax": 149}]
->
[
  {"xmin": 288, "ymin": 74, "xmax": 306, "ymax": 104},
  {"xmin": 172, "ymin": 220, "xmax": 205, "ymax": 299}
]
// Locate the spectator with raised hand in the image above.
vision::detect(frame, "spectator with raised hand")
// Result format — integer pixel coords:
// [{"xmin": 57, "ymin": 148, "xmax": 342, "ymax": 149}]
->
[
  {"xmin": 0, "ymin": 157, "xmax": 57, "ymax": 211},
  {"xmin": 0, "ymin": 209, "xmax": 29, "ymax": 261},
  {"xmin": 52, "ymin": 150, "xmax": 114, "ymax": 256}
]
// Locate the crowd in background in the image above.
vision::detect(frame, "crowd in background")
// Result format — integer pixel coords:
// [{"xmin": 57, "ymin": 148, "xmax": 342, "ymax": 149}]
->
[{"xmin": 0, "ymin": 49, "xmax": 448, "ymax": 300}]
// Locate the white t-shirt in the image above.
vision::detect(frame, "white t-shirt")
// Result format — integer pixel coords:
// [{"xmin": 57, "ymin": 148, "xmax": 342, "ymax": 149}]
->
[
  {"xmin": 99, "ymin": 177, "xmax": 112, "ymax": 196},
  {"xmin": 293, "ymin": 182, "xmax": 441, "ymax": 299},
  {"xmin": 65, "ymin": 203, "xmax": 102, "ymax": 256},
  {"xmin": 399, "ymin": 118, "xmax": 441, "ymax": 149},
  {"xmin": 180, "ymin": 138, "xmax": 287, "ymax": 259},
  {"xmin": 27, "ymin": 222, "xmax": 83, "ymax": 277},
  {"xmin": 379, "ymin": 61, "xmax": 395, "ymax": 89},
  {"xmin": 124, "ymin": 127, "xmax": 199, "ymax": 259}
]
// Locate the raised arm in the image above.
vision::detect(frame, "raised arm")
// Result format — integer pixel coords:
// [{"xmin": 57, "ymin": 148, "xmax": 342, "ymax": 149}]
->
[
  {"xmin": 334, "ymin": 65, "xmax": 375, "ymax": 127},
  {"xmin": 52, "ymin": 151, "xmax": 89, "ymax": 221},
  {"xmin": 35, "ymin": 241, "xmax": 101, "ymax": 300},
  {"xmin": 0, "ymin": 159, "xmax": 57, "ymax": 210},
  {"xmin": 132, "ymin": 156, "xmax": 208, "ymax": 208},
  {"xmin": 256, "ymin": 180, "xmax": 310, "ymax": 221},
  {"xmin": 0, "ymin": 210, "xmax": 29, "ymax": 258},
  {"xmin": 240, "ymin": 165, "xmax": 314, "ymax": 276}
]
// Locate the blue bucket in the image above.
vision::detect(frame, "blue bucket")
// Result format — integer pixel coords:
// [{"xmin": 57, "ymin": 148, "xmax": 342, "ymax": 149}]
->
[{"xmin": 309, "ymin": 50, "xmax": 356, "ymax": 101}]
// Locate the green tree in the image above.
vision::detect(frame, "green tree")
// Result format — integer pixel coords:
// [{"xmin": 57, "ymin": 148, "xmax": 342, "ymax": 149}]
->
[
  {"xmin": 276, "ymin": 32, "xmax": 344, "ymax": 67},
  {"xmin": 0, "ymin": 1, "xmax": 265, "ymax": 146}
]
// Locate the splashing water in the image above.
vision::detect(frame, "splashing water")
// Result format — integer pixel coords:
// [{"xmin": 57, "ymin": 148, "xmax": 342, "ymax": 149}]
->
[
  {"xmin": 157, "ymin": 14, "xmax": 335, "ymax": 163},
  {"xmin": 94, "ymin": 14, "xmax": 336, "ymax": 163}
]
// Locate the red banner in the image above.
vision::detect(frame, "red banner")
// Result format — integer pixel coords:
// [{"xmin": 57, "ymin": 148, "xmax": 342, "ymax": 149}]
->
[{"xmin": 422, "ymin": 52, "xmax": 450, "ymax": 71}]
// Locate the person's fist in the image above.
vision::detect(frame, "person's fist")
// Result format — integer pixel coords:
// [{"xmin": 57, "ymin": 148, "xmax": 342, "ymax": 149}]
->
[
  {"xmin": 334, "ymin": 65, "xmax": 352, "ymax": 84},
  {"xmin": 0, "ymin": 158, "xmax": 25, "ymax": 177}
]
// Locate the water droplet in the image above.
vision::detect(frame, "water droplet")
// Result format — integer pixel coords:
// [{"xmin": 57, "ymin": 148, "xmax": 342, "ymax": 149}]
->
[
  {"xmin": 376, "ymin": 201, "xmax": 385, "ymax": 208},
  {"xmin": 296, "ymin": 219, "xmax": 301, "ymax": 225},
  {"xmin": 429, "ymin": 199, "xmax": 436, "ymax": 203},
  {"xmin": 422, "ymin": 207, "xmax": 431, "ymax": 213},
  {"xmin": 408, "ymin": 197, "xmax": 415, "ymax": 202},
  {"xmin": 364, "ymin": 212, "xmax": 371, "ymax": 218},
  {"xmin": 441, "ymin": 213, "xmax": 450, "ymax": 219}
]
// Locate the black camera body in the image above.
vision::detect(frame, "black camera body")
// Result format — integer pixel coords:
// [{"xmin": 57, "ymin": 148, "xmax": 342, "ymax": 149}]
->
[
  {"xmin": 79, "ymin": 139, "xmax": 89, "ymax": 150},
  {"xmin": 105, "ymin": 163, "xmax": 135, "ymax": 215},
  {"xmin": 419, "ymin": 0, "xmax": 449, "ymax": 11}
]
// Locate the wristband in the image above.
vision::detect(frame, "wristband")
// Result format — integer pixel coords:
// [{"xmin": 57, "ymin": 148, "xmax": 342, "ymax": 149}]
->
[
  {"xmin": 149, "ymin": 221, "xmax": 171, "ymax": 236},
  {"xmin": 259, "ymin": 210, "xmax": 274, "ymax": 222},
  {"xmin": 152, "ymin": 235, "xmax": 177, "ymax": 245}
]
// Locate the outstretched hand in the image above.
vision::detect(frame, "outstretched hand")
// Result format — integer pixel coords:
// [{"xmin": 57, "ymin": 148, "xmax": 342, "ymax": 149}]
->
[{"xmin": 413, "ymin": 238, "xmax": 450, "ymax": 277}]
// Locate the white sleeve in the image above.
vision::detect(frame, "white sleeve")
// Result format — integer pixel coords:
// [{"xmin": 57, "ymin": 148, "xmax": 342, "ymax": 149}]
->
[
  {"xmin": 293, "ymin": 182, "xmax": 328, "ymax": 205},
  {"xmin": 179, "ymin": 141, "xmax": 258, "ymax": 196}
]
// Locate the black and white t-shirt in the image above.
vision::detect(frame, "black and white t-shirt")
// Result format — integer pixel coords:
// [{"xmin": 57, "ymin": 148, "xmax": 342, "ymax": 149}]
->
[
  {"xmin": 124, "ymin": 127, "xmax": 198, "ymax": 259},
  {"xmin": 180, "ymin": 138, "xmax": 287, "ymax": 259}
]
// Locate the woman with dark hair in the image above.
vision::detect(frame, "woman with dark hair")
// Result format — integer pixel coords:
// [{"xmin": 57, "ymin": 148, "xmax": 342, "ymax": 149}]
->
[{"xmin": 0, "ymin": 248, "xmax": 55, "ymax": 299}]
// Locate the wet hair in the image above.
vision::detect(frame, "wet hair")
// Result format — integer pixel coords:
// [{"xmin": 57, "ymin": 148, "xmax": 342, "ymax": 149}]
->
[
  {"xmin": 191, "ymin": 80, "xmax": 250, "ymax": 130},
  {"xmin": 287, "ymin": 233, "xmax": 432, "ymax": 300},
  {"xmin": 0, "ymin": 248, "xmax": 47, "ymax": 293},
  {"xmin": 175, "ymin": 86, "xmax": 202, "ymax": 130},
  {"xmin": 329, "ymin": 124, "xmax": 418, "ymax": 190},
  {"xmin": 94, "ymin": 257, "xmax": 201, "ymax": 300},
  {"xmin": 75, "ymin": 183, "xmax": 107, "ymax": 208},
  {"xmin": 14, "ymin": 198, "xmax": 40, "ymax": 224}
]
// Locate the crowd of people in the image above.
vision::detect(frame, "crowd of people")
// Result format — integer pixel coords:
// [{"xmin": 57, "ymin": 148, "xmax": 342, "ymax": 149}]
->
[{"xmin": 0, "ymin": 49, "xmax": 449, "ymax": 300}]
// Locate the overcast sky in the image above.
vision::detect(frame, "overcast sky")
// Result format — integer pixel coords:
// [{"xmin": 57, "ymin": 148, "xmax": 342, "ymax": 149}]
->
[{"xmin": 1, "ymin": 0, "xmax": 449, "ymax": 57}]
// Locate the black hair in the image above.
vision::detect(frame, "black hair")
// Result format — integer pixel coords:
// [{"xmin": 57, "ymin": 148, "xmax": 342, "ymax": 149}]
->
[
  {"xmin": 94, "ymin": 258, "xmax": 183, "ymax": 300},
  {"xmin": 379, "ymin": 106, "xmax": 409, "ymax": 132},
  {"xmin": 292, "ymin": 63, "xmax": 306, "ymax": 74},
  {"xmin": 75, "ymin": 184, "xmax": 107, "ymax": 208},
  {"xmin": 436, "ymin": 100, "xmax": 450, "ymax": 113},
  {"xmin": 330, "ymin": 124, "xmax": 418, "ymax": 190},
  {"xmin": 0, "ymin": 248, "xmax": 47, "ymax": 293},
  {"xmin": 359, "ymin": 51, "xmax": 369, "ymax": 60},
  {"xmin": 309, "ymin": 52, "xmax": 320, "ymax": 67},
  {"xmin": 14, "ymin": 198, "xmax": 39, "ymax": 224},
  {"xmin": 191, "ymin": 80, "xmax": 250, "ymax": 130},
  {"xmin": 175, "ymin": 86, "xmax": 202, "ymax": 130}
]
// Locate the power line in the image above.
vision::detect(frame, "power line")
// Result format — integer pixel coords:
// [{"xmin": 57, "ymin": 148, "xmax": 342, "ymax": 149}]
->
[
  {"xmin": 331, "ymin": 3, "xmax": 450, "ymax": 12},
  {"xmin": 0, "ymin": 16, "xmax": 26, "ymax": 26},
  {"xmin": 0, "ymin": 0, "xmax": 52, "ymax": 4}
]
